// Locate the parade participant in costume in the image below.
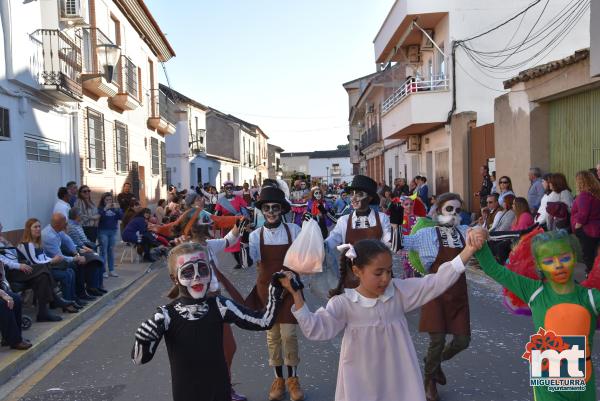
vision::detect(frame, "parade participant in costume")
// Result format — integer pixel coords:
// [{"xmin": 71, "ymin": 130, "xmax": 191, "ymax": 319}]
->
[
  {"xmin": 325, "ymin": 175, "xmax": 391, "ymax": 289},
  {"xmin": 246, "ymin": 187, "xmax": 305, "ymax": 401},
  {"xmin": 398, "ymin": 194, "xmax": 427, "ymax": 278},
  {"xmin": 306, "ymin": 186, "xmax": 337, "ymax": 239},
  {"xmin": 401, "ymin": 192, "xmax": 470, "ymax": 401},
  {"xmin": 469, "ymin": 228, "xmax": 600, "ymax": 401},
  {"xmin": 283, "ymin": 238, "xmax": 479, "ymax": 401},
  {"xmin": 215, "ymin": 181, "xmax": 248, "ymax": 269},
  {"xmin": 132, "ymin": 242, "xmax": 289, "ymax": 401},
  {"xmin": 290, "ymin": 180, "xmax": 309, "ymax": 226}
]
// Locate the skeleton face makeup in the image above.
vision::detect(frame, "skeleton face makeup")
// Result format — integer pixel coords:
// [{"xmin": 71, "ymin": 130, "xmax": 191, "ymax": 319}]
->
[
  {"xmin": 261, "ymin": 202, "xmax": 282, "ymax": 224},
  {"xmin": 300, "ymin": 182, "xmax": 307, "ymax": 190},
  {"xmin": 350, "ymin": 190, "xmax": 370, "ymax": 211},
  {"xmin": 313, "ymin": 190, "xmax": 322, "ymax": 200},
  {"xmin": 224, "ymin": 185, "xmax": 234, "ymax": 197},
  {"xmin": 436, "ymin": 199, "xmax": 462, "ymax": 226},
  {"xmin": 176, "ymin": 252, "xmax": 212, "ymax": 299}
]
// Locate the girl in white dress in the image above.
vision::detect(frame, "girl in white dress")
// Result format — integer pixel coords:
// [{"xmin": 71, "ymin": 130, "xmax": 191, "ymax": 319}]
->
[{"xmin": 279, "ymin": 238, "xmax": 480, "ymax": 401}]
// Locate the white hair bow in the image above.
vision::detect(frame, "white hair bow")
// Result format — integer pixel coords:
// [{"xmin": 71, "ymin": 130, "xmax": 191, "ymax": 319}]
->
[{"xmin": 337, "ymin": 244, "xmax": 357, "ymax": 261}]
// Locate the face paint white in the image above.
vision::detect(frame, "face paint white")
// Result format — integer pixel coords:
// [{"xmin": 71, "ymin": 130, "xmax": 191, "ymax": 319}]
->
[
  {"xmin": 350, "ymin": 190, "xmax": 369, "ymax": 210},
  {"xmin": 261, "ymin": 202, "xmax": 282, "ymax": 224},
  {"xmin": 177, "ymin": 252, "xmax": 212, "ymax": 299},
  {"xmin": 313, "ymin": 191, "xmax": 322, "ymax": 200},
  {"xmin": 436, "ymin": 199, "xmax": 462, "ymax": 226}
]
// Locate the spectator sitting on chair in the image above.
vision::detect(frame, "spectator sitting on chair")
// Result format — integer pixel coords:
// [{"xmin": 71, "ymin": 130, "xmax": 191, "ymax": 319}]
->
[
  {"xmin": 122, "ymin": 208, "xmax": 160, "ymax": 262},
  {"xmin": 121, "ymin": 199, "xmax": 141, "ymax": 233},
  {"xmin": 0, "ymin": 262, "xmax": 32, "ymax": 350},
  {"xmin": 66, "ymin": 181, "xmax": 78, "ymax": 207},
  {"xmin": 1, "ymin": 219, "xmax": 74, "ymax": 321},
  {"xmin": 511, "ymin": 197, "xmax": 534, "ymax": 231},
  {"xmin": 53, "ymin": 187, "xmax": 71, "ymax": 220},
  {"xmin": 68, "ymin": 208, "xmax": 98, "ymax": 252},
  {"xmin": 155, "ymin": 199, "xmax": 167, "ymax": 224},
  {"xmin": 42, "ymin": 213, "xmax": 100, "ymax": 300}
]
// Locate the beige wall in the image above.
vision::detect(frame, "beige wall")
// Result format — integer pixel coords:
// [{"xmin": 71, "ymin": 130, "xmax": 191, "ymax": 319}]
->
[{"xmin": 450, "ymin": 112, "xmax": 476, "ymax": 198}]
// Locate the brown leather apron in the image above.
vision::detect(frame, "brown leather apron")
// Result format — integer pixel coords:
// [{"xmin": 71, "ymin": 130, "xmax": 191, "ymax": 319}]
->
[
  {"xmin": 418, "ymin": 227, "xmax": 471, "ymax": 335},
  {"xmin": 244, "ymin": 224, "xmax": 297, "ymax": 324},
  {"xmin": 343, "ymin": 211, "xmax": 384, "ymax": 289}
]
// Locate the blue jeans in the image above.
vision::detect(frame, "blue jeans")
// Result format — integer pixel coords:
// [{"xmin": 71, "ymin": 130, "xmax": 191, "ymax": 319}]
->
[
  {"xmin": 98, "ymin": 229, "xmax": 117, "ymax": 273},
  {"xmin": 51, "ymin": 267, "xmax": 76, "ymax": 301}
]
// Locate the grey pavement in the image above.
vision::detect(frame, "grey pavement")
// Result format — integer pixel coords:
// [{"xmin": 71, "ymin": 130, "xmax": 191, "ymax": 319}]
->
[{"xmin": 2, "ymin": 252, "xmax": 599, "ymax": 401}]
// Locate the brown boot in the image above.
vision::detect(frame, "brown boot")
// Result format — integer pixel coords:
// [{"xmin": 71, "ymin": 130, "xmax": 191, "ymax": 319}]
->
[
  {"xmin": 286, "ymin": 377, "xmax": 305, "ymax": 401},
  {"xmin": 268, "ymin": 377, "xmax": 286, "ymax": 401},
  {"xmin": 424, "ymin": 375, "xmax": 439, "ymax": 401}
]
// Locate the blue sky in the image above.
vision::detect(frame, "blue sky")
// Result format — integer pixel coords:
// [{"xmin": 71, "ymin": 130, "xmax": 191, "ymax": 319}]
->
[{"xmin": 145, "ymin": 0, "xmax": 394, "ymax": 152}]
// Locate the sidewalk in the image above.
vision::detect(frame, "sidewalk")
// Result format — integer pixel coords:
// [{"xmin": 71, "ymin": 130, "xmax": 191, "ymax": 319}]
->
[{"xmin": 0, "ymin": 243, "xmax": 162, "ymax": 386}]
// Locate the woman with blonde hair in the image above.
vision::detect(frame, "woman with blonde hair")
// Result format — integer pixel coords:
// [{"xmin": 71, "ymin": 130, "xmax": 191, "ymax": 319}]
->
[{"xmin": 571, "ymin": 170, "xmax": 600, "ymax": 272}]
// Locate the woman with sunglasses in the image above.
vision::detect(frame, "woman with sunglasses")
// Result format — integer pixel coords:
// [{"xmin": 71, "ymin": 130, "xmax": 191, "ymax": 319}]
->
[
  {"xmin": 75, "ymin": 185, "xmax": 100, "ymax": 243},
  {"xmin": 496, "ymin": 176, "xmax": 515, "ymax": 206}
]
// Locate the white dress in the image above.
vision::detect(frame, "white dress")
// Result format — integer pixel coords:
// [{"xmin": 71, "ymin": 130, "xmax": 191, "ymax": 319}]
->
[{"xmin": 292, "ymin": 256, "xmax": 466, "ymax": 401}]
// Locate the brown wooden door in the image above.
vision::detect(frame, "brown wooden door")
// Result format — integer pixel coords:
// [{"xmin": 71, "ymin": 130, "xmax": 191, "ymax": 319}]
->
[
  {"xmin": 469, "ymin": 123, "xmax": 495, "ymax": 212},
  {"xmin": 138, "ymin": 165, "xmax": 147, "ymax": 206},
  {"xmin": 435, "ymin": 150, "xmax": 449, "ymax": 195}
]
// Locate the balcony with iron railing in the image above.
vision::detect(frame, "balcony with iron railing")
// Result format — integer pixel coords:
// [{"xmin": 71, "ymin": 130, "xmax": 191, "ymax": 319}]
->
[
  {"xmin": 147, "ymin": 88, "xmax": 176, "ymax": 135},
  {"xmin": 30, "ymin": 29, "xmax": 82, "ymax": 101},
  {"xmin": 359, "ymin": 124, "xmax": 381, "ymax": 150},
  {"xmin": 111, "ymin": 55, "xmax": 139, "ymax": 110},
  {"xmin": 81, "ymin": 27, "xmax": 118, "ymax": 98},
  {"xmin": 190, "ymin": 129, "xmax": 206, "ymax": 155},
  {"xmin": 381, "ymin": 74, "xmax": 451, "ymax": 140}
]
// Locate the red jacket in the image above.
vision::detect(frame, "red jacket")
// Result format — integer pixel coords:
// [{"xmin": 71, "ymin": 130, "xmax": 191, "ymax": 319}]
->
[{"xmin": 571, "ymin": 191, "xmax": 600, "ymax": 238}]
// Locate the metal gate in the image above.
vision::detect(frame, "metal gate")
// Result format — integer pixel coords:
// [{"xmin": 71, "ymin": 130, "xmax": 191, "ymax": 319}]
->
[{"xmin": 549, "ymin": 89, "xmax": 600, "ymax": 189}]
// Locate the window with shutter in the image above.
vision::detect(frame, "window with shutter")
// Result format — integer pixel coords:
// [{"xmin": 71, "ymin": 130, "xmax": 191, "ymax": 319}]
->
[
  {"xmin": 87, "ymin": 108, "xmax": 105, "ymax": 170},
  {"xmin": 160, "ymin": 141, "xmax": 167, "ymax": 183},
  {"xmin": 62, "ymin": 0, "xmax": 80, "ymax": 17},
  {"xmin": 151, "ymin": 137, "xmax": 159, "ymax": 175},
  {"xmin": 0, "ymin": 107, "xmax": 9, "ymax": 139},
  {"xmin": 114, "ymin": 121, "xmax": 129, "ymax": 173}
]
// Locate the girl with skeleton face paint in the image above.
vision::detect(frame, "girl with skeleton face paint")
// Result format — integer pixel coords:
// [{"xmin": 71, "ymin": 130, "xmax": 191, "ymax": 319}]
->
[
  {"xmin": 400, "ymin": 193, "xmax": 471, "ymax": 401},
  {"xmin": 132, "ymin": 242, "xmax": 287, "ymax": 401},
  {"xmin": 305, "ymin": 186, "xmax": 337, "ymax": 239}
]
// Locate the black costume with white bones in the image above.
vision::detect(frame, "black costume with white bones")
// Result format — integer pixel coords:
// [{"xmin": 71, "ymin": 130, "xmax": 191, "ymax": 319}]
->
[{"xmin": 132, "ymin": 245, "xmax": 285, "ymax": 401}]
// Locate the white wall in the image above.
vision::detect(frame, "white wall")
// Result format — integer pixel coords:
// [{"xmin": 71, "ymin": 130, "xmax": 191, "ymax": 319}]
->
[
  {"xmin": 383, "ymin": 141, "xmax": 409, "ymax": 186},
  {"xmin": 308, "ymin": 157, "xmax": 353, "ymax": 184}
]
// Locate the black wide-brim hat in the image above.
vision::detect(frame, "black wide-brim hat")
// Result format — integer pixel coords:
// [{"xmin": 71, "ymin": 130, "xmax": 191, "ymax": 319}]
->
[
  {"xmin": 255, "ymin": 187, "xmax": 291, "ymax": 214},
  {"xmin": 345, "ymin": 175, "xmax": 380, "ymax": 205}
]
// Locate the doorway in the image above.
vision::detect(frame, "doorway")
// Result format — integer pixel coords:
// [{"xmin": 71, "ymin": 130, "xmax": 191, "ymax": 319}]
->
[{"xmin": 435, "ymin": 150, "xmax": 449, "ymax": 195}]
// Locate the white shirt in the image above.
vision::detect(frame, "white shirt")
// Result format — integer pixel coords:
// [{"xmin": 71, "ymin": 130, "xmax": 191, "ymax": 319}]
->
[
  {"xmin": 325, "ymin": 209, "xmax": 391, "ymax": 249},
  {"xmin": 249, "ymin": 222, "xmax": 301, "ymax": 263},
  {"xmin": 53, "ymin": 199, "xmax": 71, "ymax": 219},
  {"xmin": 292, "ymin": 255, "xmax": 465, "ymax": 401}
]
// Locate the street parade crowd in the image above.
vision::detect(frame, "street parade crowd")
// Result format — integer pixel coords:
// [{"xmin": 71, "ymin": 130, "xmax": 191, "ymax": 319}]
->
[{"xmin": 1, "ymin": 164, "xmax": 600, "ymax": 401}]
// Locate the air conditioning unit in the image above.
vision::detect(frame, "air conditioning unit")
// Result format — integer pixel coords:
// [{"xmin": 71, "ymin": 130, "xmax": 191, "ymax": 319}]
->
[
  {"xmin": 407, "ymin": 45, "xmax": 420, "ymax": 63},
  {"xmin": 60, "ymin": 0, "xmax": 87, "ymax": 24},
  {"xmin": 406, "ymin": 135, "xmax": 421, "ymax": 152},
  {"xmin": 421, "ymin": 30, "xmax": 435, "ymax": 49}
]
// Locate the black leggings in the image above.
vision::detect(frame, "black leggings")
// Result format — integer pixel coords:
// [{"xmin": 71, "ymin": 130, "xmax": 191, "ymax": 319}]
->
[{"xmin": 575, "ymin": 229, "xmax": 600, "ymax": 272}]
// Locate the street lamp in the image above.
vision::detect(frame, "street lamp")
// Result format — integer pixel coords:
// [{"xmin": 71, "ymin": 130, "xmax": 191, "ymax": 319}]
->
[
  {"xmin": 326, "ymin": 166, "xmax": 329, "ymax": 185},
  {"xmin": 82, "ymin": 43, "xmax": 121, "ymax": 83}
]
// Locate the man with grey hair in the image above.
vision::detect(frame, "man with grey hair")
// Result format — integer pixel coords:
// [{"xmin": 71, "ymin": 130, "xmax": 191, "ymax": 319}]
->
[{"xmin": 527, "ymin": 167, "xmax": 544, "ymax": 214}]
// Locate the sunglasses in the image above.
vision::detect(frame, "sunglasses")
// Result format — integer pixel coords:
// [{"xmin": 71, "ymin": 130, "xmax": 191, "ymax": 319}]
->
[
  {"xmin": 81, "ymin": 189, "xmax": 90, "ymax": 193},
  {"xmin": 499, "ymin": 181, "xmax": 509, "ymax": 184},
  {"xmin": 178, "ymin": 260, "xmax": 210, "ymax": 281}
]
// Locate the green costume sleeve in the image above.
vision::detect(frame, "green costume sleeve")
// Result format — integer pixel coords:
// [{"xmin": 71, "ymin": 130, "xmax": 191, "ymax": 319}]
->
[
  {"xmin": 475, "ymin": 243, "xmax": 541, "ymax": 303},
  {"xmin": 590, "ymin": 289, "xmax": 600, "ymax": 317}
]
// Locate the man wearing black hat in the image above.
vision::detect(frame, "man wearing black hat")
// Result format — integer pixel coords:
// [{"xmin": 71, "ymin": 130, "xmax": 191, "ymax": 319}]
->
[
  {"xmin": 247, "ymin": 187, "xmax": 305, "ymax": 401},
  {"xmin": 325, "ymin": 175, "xmax": 392, "ymax": 288}
]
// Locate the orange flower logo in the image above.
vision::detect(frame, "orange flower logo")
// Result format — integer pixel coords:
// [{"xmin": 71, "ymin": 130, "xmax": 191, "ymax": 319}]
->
[{"xmin": 522, "ymin": 328, "xmax": 570, "ymax": 372}]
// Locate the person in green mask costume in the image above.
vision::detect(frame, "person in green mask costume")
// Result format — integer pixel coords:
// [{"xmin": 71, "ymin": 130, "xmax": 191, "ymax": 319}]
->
[{"xmin": 468, "ymin": 227, "xmax": 598, "ymax": 401}]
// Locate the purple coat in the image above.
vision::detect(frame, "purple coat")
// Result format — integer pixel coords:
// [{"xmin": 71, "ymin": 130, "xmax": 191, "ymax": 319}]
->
[{"xmin": 571, "ymin": 191, "xmax": 600, "ymax": 238}]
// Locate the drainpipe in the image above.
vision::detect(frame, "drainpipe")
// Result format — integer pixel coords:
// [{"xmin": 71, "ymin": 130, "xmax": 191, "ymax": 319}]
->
[
  {"xmin": 1, "ymin": 0, "xmax": 13, "ymax": 79},
  {"xmin": 446, "ymin": 41, "xmax": 458, "ymax": 125}
]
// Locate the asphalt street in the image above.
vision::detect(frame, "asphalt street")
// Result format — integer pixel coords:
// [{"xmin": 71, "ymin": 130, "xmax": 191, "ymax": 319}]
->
[{"xmin": 7, "ymin": 253, "xmax": 600, "ymax": 401}]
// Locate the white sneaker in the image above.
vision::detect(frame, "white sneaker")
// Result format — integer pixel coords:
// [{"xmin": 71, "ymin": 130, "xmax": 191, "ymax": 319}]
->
[
  {"xmin": 103, "ymin": 272, "xmax": 109, "ymax": 278},
  {"xmin": 109, "ymin": 272, "xmax": 119, "ymax": 277}
]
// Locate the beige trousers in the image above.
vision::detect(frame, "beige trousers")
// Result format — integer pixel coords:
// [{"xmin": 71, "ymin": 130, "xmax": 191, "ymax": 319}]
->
[{"xmin": 266, "ymin": 323, "xmax": 299, "ymax": 366}]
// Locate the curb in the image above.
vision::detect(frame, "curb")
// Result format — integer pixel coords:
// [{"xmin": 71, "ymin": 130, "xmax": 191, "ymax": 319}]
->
[{"xmin": 0, "ymin": 267, "xmax": 152, "ymax": 386}]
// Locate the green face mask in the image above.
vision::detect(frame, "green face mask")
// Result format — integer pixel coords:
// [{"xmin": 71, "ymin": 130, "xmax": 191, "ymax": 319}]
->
[{"xmin": 534, "ymin": 240, "xmax": 576, "ymax": 285}]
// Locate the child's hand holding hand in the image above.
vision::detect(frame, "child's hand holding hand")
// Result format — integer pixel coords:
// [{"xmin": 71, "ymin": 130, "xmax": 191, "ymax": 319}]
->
[{"xmin": 277, "ymin": 271, "xmax": 297, "ymax": 293}]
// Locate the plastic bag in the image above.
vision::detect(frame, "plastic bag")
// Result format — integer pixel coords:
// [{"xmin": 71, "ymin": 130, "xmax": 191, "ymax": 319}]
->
[
  {"xmin": 283, "ymin": 219, "xmax": 324, "ymax": 274},
  {"xmin": 308, "ymin": 242, "xmax": 341, "ymax": 301}
]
